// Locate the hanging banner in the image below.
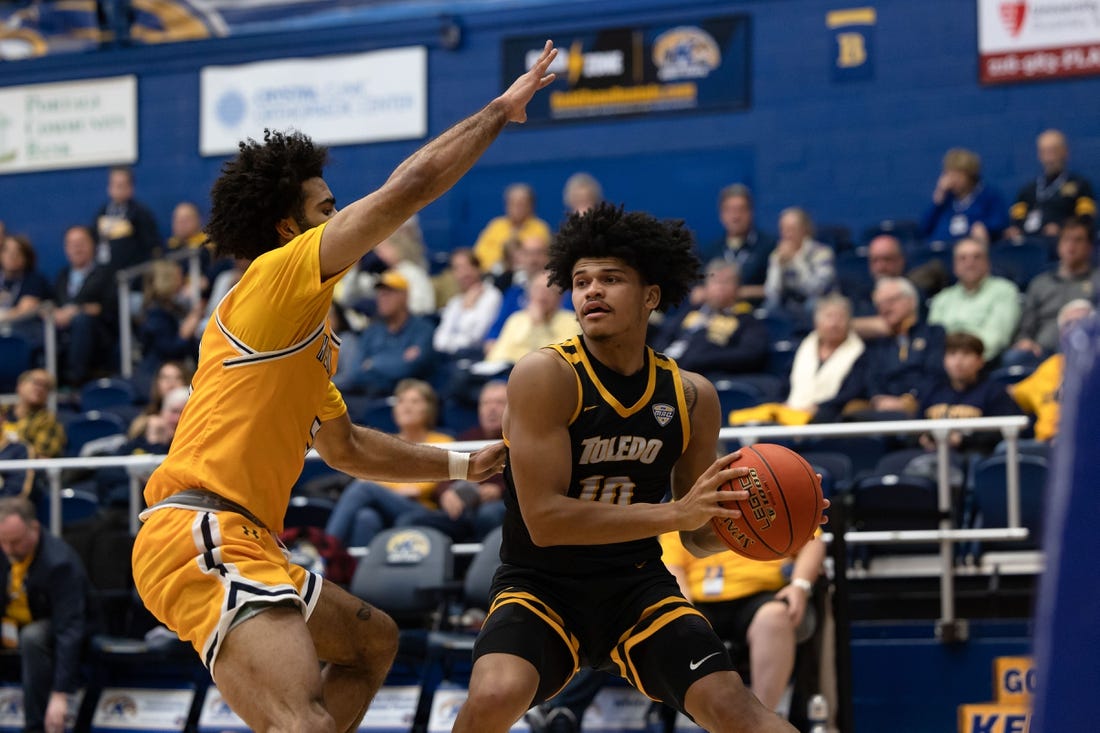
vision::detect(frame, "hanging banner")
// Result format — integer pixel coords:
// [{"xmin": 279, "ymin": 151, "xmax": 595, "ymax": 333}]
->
[
  {"xmin": 979, "ymin": 0, "xmax": 1100, "ymax": 84},
  {"xmin": 0, "ymin": 75, "xmax": 137, "ymax": 175},
  {"xmin": 827, "ymin": 7, "xmax": 876, "ymax": 82},
  {"xmin": 200, "ymin": 47, "xmax": 427, "ymax": 156},
  {"xmin": 502, "ymin": 15, "xmax": 751, "ymax": 124}
]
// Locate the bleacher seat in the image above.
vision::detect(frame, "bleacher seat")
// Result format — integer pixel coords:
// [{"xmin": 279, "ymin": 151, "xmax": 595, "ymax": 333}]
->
[
  {"xmin": 0, "ymin": 440, "xmax": 33, "ymax": 498},
  {"xmin": 64, "ymin": 412, "xmax": 128, "ymax": 457},
  {"xmin": 835, "ymin": 251, "xmax": 872, "ymax": 299},
  {"xmin": 754, "ymin": 309, "xmax": 794, "ymax": 342},
  {"xmin": 714, "ymin": 379, "xmax": 764, "ymax": 415},
  {"xmin": 848, "ymin": 473, "xmax": 945, "ymax": 566},
  {"xmin": 415, "ymin": 527, "xmax": 504, "ymax": 728},
  {"xmin": 282, "ymin": 495, "xmax": 336, "ymax": 529},
  {"xmin": 794, "ymin": 435, "xmax": 887, "ymax": 480},
  {"xmin": 861, "ymin": 219, "xmax": 923, "ymax": 248},
  {"xmin": 0, "ymin": 335, "xmax": 32, "ymax": 393},
  {"xmin": 988, "ymin": 364, "xmax": 1035, "ymax": 387},
  {"xmin": 765, "ymin": 338, "xmax": 797, "ymax": 384},
  {"xmin": 801, "ymin": 451, "xmax": 854, "ymax": 496},
  {"xmin": 990, "ymin": 241, "xmax": 1052, "ymax": 290},
  {"xmin": 355, "ymin": 397, "xmax": 398, "ymax": 433},
  {"xmin": 965, "ymin": 453, "xmax": 1048, "ymax": 558},
  {"xmin": 816, "ymin": 223, "xmax": 854, "ymax": 252},
  {"xmin": 80, "ymin": 378, "xmax": 137, "ymax": 412},
  {"xmin": 350, "ymin": 526, "xmax": 453, "ymax": 626}
]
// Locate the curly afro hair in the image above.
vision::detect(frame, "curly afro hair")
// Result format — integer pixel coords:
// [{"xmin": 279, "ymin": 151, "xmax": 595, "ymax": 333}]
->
[
  {"xmin": 547, "ymin": 202, "xmax": 702, "ymax": 312},
  {"xmin": 206, "ymin": 129, "xmax": 329, "ymax": 260}
]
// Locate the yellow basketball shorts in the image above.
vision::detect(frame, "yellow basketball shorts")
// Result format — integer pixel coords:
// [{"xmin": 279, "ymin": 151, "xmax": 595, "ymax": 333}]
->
[{"xmin": 132, "ymin": 507, "xmax": 322, "ymax": 677}]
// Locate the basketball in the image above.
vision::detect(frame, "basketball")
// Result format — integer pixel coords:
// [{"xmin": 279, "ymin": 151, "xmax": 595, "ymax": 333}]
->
[{"xmin": 710, "ymin": 443, "xmax": 823, "ymax": 561}]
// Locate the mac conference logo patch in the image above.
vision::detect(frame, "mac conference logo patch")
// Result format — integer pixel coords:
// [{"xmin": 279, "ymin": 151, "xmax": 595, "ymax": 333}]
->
[{"xmin": 652, "ymin": 403, "xmax": 675, "ymax": 427}]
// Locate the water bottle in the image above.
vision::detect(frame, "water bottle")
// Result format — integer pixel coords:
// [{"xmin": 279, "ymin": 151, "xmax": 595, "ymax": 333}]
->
[{"xmin": 807, "ymin": 693, "xmax": 828, "ymax": 733}]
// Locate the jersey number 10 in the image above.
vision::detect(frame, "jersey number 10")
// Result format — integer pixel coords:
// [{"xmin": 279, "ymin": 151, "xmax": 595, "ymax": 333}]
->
[{"xmin": 578, "ymin": 475, "xmax": 636, "ymax": 506}]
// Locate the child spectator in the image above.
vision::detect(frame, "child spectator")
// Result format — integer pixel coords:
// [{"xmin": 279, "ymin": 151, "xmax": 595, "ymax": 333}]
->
[{"xmin": 918, "ymin": 332, "xmax": 1022, "ymax": 454}]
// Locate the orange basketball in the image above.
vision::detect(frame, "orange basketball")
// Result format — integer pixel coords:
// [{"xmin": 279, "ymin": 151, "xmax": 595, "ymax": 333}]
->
[{"xmin": 710, "ymin": 443, "xmax": 824, "ymax": 561}]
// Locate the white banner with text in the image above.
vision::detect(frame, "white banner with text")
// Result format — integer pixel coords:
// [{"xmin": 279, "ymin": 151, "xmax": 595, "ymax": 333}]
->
[
  {"xmin": 200, "ymin": 47, "xmax": 427, "ymax": 156},
  {"xmin": 0, "ymin": 75, "xmax": 137, "ymax": 174},
  {"xmin": 979, "ymin": 0, "xmax": 1100, "ymax": 83}
]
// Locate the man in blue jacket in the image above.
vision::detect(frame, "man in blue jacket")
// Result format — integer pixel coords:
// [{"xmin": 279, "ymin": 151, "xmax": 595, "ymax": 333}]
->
[{"xmin": 0, "ymin": 497, "xmax": 95, "ymax": 733}]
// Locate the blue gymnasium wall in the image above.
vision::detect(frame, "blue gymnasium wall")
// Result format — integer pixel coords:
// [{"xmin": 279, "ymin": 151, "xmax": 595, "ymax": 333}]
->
[{"xmin": 4, "ymin": 0, "xmax": 1100, "ymax": 279}]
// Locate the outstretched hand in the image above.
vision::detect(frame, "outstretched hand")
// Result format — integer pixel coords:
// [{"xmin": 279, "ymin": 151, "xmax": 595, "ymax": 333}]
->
[
  {"xmin": 467, "ymin": 441, "xmax": 507, "ymax": 481},
  {"xmin": 498, "ymin": 39, "xmax": 558, "ymax": 123},
  {"xmin": 674, "ymin": 451, "xmax": 751, "ymax": 531}
]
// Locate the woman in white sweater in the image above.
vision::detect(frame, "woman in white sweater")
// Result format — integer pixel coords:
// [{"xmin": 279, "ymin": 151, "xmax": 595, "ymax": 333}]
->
[{"xmin": 730, "ymin": 294, "xmax": 864, "ymax": 425}]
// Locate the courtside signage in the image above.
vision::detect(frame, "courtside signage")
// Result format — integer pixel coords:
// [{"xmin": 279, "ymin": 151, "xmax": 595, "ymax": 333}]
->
[
  {"xmin": 200, "ymin": 47, "xmax": 427, "ymax": 156},
  {"xmin": 978, "ymin": 0, "xmax": 1100, "ymax": 83},
  {"xmin": 0, "ymin": 75, "xmax": 136, "ymax": 175}
]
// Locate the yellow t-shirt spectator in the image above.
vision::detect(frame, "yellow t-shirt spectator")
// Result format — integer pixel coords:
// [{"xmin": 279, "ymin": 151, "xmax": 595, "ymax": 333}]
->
[{"xmin": 473, "ymin": 216, "xmax": 551, "ymax": 273}]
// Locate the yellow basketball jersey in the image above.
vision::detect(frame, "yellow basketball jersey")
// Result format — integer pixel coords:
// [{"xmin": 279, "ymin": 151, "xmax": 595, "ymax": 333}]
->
[{"xmin": 145, "ymin": 224, "xmax": 349, "ymax": 532}]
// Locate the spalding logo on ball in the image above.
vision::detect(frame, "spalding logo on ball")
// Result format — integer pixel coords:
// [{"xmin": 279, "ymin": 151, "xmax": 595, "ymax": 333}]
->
[{"xmin": 711, "ymin": 443, "xmax": 824, "ymax": 561}]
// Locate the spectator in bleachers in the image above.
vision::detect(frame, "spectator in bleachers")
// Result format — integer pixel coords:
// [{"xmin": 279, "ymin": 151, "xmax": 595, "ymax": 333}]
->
[
  {"xmin": 91, "ymin": 165, "xmax": 160, "ymax": 271},
  {"xmin": 334, "ymin": 215, "xmax": 434, "ymax": 316},
  {"xmin": 478, "ymin": 270, "xmax": 578, "ymax": 371},
  {"xmin": 0, "ymin": 234, "xmax": 50, "ymax": 328},
  {"xmin": 165, "ymin": 201, "xmax": 226, "ymax": 296},
  {"xmin": 562, "ymin": 172, "xmax": 603, "ymax": 215},
  {"xmin": 662, "ymin": 530, "xmax": 825, "ymax": 714},
  {"xmin": 0, "ymin": 496, "xmax": 95, "ymax": 733},
  {"xmin": 815, "ymin": 277, "xmax": 945, "ymax": 422},
  {"xmin": 53, "ymin": 226, "xmax": 117, "ymax": 388},
  {"xmin": 128, "ymin": 360, "xmax": 191, "ymax": 440},
  {"xmin": 1, "ymin": 369, "xmax": 65, "ymax": 458},
  {"xmin": 764, "ymin": 207, "xmax": 836, "ymax": 326},
  {"xmin": 433, "ymin": 248, "xmax": 502, "ymax": 360},
  {"xmin": 927, "ymin": 237, "xmax": 1020, "ymax": 362},
  {"xmin": 1005, "ymin": 130, "xmax": 1096, "ymax": 243},
  {"xmin": 1005, "ymin": 217, "xmax": 1099, "ymax": 366},
  {"xmin": 919, "ymin": 148, "xmax": 1008, "ymax": 246},
  {"xmin": 333, "ymin": 270, "xmax": 436, "ymax": 397},
  {"xmin": 165, "ymin": 201, "xmax": 205, "ymax": 253},
  {"xmin": 485, "ymin": 230, "xmax": 552, "ymax": 345},
  {"xmin": 652, "ymin": 260, "xmax": 768, "ymax": 381},
  {"xmin": 730, "ymin": 294, "xmax": 864, "ymax": 426},
  {"xmin": 917, "ymin": 332, "xmax": 1022, "ymax": 454},
  {"xmin": 1011, "ymin": 299, "xmax": 1096, "ymax": 442},
  {"xmin": 324, "ymin": 379, "xmax": 453, "ymax": 547},
  {"xmin": 136, "ymin": 260, "xmax": 202, "ymax": 380},
  {"xmin": 848, "ymin": 234, "xmax": 907, "ymax": 319},
  {"xmin": 0, "ymin": 234, "xmax": 51, "ymax": 353},
  {"xmin": 474, "ymin": 183, "xmax": 552, "ymax": 276},
  {"xmin": 399, "ymin": 379, "xmax": 508, "ymax": 541},
  {"xmin": 373, "ymin": 226, "xmax": 435, "ymax": 316},
  {"xmin": 696, "ymin": 184, "xmax": 775, "ymax": 302}
]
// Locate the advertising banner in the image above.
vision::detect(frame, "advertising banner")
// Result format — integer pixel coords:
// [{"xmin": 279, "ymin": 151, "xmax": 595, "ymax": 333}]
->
[
  {"xmin": 979, "ymin": 0, "xmax": 1100, "ymax": 83},
  {"xmin": 0, "ymin": 76, "xmax": 137, "ymax": 175},
  {"xmin": 502, "ymin": 16, "xmax": 751, "ymax": 124},
  {"xmin": 201, "ymin": 47, "xmax": 427, "ymax": 156}
]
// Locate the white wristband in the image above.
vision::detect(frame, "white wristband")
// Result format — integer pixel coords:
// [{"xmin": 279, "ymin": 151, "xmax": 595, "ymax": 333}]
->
[
  {"xmin": 791, "ymin": 578, "xmax": 813, "ymax": 596},
  {"xmin": 448, "ymin": 451, "xmax": 470, "ymax": 481}
]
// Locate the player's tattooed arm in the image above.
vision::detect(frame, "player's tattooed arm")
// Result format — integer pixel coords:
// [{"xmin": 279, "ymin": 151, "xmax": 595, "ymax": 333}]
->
[{"xmin": 682, "ymin": 371, "xmax": 699, "ymax": 417}]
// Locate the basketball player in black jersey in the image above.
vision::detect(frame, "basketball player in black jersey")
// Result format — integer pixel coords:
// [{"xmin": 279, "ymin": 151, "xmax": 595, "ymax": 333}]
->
[{"xmin": 452, "ymin": 204, "xmax": 823, "ymax": 733}]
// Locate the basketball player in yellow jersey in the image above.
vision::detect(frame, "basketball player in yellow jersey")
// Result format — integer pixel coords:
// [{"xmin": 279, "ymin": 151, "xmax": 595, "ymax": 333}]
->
[
  {"xmin": 132, "ymin": 42, "xmax": 559, "ymax": 733},
  {"xmin": 453, "ymin": 204, "xmax": 827, "ymax": 733}
]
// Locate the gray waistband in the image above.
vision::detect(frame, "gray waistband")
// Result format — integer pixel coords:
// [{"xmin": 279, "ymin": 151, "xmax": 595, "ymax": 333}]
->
[{"xmin": 141, "ymin": 489, "xmax": 269, "ymax": 532}]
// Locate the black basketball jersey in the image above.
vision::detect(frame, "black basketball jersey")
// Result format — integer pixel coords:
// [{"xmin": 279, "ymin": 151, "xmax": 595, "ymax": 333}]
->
[{"xmin": 500, "ymin": 335, "xmax": 691, "ymax": 574}]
